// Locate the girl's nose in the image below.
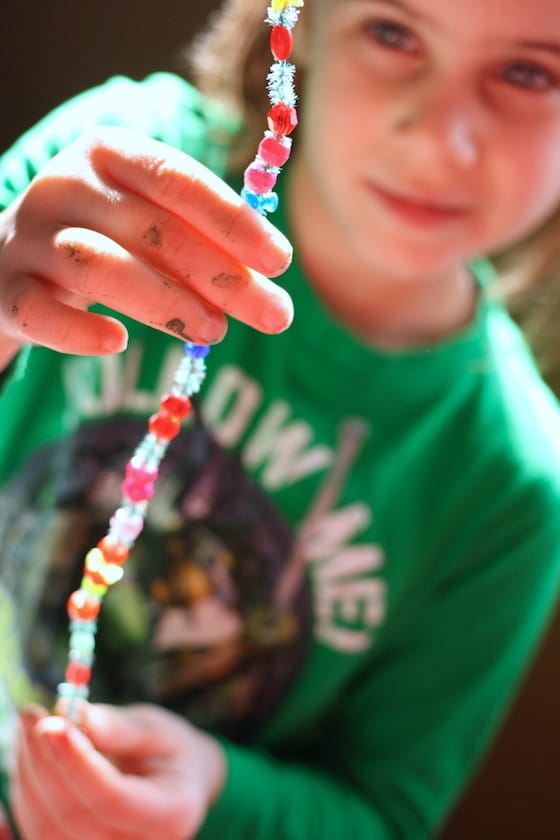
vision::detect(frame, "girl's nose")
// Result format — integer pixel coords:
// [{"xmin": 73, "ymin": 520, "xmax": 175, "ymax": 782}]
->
[{"xmin": 392, "ymin": 82, "xmax": 482, "ymax": 170}]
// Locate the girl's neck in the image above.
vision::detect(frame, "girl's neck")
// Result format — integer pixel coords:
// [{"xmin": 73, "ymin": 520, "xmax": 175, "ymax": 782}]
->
[{"xmin": 287, "ymin": 164, "xmax": 477, "ymax": 351}]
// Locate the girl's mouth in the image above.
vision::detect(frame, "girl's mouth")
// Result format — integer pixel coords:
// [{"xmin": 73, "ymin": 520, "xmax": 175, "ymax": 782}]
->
[{"xmin": 369, "ymin": 182, "xmax": 472, "ymax": 227}]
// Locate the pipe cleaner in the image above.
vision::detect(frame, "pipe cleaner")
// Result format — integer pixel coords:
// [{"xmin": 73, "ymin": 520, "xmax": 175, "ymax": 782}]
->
[{"xmin": 57, "ymin": 0, "xmax": 304, "ymax": 721}]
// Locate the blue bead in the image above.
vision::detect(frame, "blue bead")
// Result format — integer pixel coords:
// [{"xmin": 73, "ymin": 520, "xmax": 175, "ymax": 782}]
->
[
  {"xmin": 261, "ymin": 192, "xmax": 279, "ymax": 214},
  {"xmin": 241, "ymin": 187, "xmax": 261, "ymax": 210},
  {"xmin": 184, "ymin": 341, "xmax": 211, "ymax": 359},
  {"xmin": 241, "ymin": 188, "xmax": 279, "ymax": 216}
]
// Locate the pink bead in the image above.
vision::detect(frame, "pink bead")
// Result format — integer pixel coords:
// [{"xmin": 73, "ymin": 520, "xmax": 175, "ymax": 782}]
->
[
  {"xmin": 258, "ymin": 136, "xmax": 291, "ymax": 168},
  {"xmin": 122, "ymin": 460, "xmax": 158, "ymax": 502},
  {"xmin": 244, "ymin": 164, "xmax": 278, "ymax": 195},
  {"xmin": 126, "ymin": 460, "xmax": 158, "ymax": 484},
  {"xmin": 122, "ymin": 477, "xmax": 154, "ymax": 502},
  {"xmin": 110, "ymin": 507, "xmax": 144, "ymax": 542}
]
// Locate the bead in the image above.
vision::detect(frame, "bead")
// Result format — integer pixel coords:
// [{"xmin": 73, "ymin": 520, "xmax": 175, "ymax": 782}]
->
[
  {"xmin": 67, "ymin": 590, "xmax": 101, "ymax": 621},
  {"xmin": 97, "ymin": 537, "xmax": 129, "ymax": 566},
  {"xmin": 69, "ymin": 630, "xmax": 96, "ymax": 657},
  {"xmin": 109, "ymin": 507, "xmax": 144, "ymax": 543},
  {"xmin": 184, "ymin": 342, "xmax": 210, "ymax": 359},
  {"xmin": 126, "ymin": 459, "xmax": 158, "ymax": 486},
  {"xmin": 57, "ymin": 682, "xmax": 90, "ymax": 701},
  {"xmin": 148, "ymin": 412, "xmax": 181, "ymax": 441},
  {"xmin": 85, "ymin": 548, "xmax": 124, "ymax": 586},
  {"xmin": 160, "ymin": 394, "xmax": 192, "ymax": 419},
  {"xmin": 65, "ymin": 661, "xmax": 91, "ymax": 686},
  {"xmin": 240, "ymin": 189, "xmax": 279, "ymax": 216},
  {"xmin": 122, "ymin": 477, "xmax": 154, "ymax": 503},
  {"xmin": 69, "ymin": 648, "xmax": 94, "ymax": 667},
  {"xmin": 259, "ymin": 135, "xmax": 292, "ymax": 167},
  {"xmin": 69, "ymin": 618, "xmax": 97, "ymax": 634},
  {"xmin": 122, "ymin": 459, "xmax": 158, "ymax": 503},
  {"xmin": 270, "ymin": 25, "xmax": 293, "ymax": 60},
  {"xmin": 271, "ymin": 0, "xmax": 303, "ymax": 11},
  {"xmin": 80, "ymin": 576, "xmax": 108, "ymax": 598},
  {"xmin": 244, "ymin": 164, "xmax": 278, "ymax": 195},
  {"xmin": 267, "ymin": 103, "xmax": 298, "ymax": 135}
]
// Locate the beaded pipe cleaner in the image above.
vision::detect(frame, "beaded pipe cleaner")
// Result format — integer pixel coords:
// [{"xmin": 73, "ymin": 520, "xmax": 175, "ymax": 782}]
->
[{"xmin": 57, "ymin": 0, "xmax": 304, "ymax": 721}]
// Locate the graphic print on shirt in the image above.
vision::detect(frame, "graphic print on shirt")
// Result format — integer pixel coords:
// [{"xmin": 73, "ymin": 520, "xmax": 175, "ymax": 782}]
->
[
  {"xmin": 59, "ymin": 347, "xmax": 388, "ymax": 655},
  {"xmin": 0, "ymin": 347, "xmax": 388, "ymax": 740}
]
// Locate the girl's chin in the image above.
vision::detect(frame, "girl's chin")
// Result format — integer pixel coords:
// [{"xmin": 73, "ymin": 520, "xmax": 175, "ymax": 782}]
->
[{"xmin": 353, "ymin": 242, "xmax": 468, "ymax": 282}]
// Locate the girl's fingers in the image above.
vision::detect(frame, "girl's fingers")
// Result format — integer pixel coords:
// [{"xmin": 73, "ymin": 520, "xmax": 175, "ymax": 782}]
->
[
  {"xmin": 47, "ymin": 224, "xmax": 292, "ymax": 335},
  {"xmin": 17, "ymin": 717, "xmax": 140, "ymax": 840},
  {"xmin": 12, "ymin": 711, "xmax": 76, "ymax": 840},
  {"xmin": 32, "ymin": 717, "xmax": 179, "ymax": 837},
  {"xmin": 80, "ymin": 127, "xmax": 293, "ymax": 278},
  {"xmin": 0, "ymin": 272, "xmax": 130, "ymax": 355}
]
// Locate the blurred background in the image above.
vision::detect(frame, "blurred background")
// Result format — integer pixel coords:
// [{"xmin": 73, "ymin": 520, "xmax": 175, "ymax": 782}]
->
[{"xmin": 2, "ymin": 2, "xmax": 560, "ymax": 837}]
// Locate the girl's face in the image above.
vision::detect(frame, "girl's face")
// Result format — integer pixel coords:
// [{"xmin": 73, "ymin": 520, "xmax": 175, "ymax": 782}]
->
[{"xmin": 294, "ymin": 0, "xmax": 560, "ymax": 280}]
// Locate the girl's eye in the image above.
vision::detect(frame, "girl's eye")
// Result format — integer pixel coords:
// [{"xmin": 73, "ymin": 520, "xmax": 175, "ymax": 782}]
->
[
  {"xmin": 365, "ymin": 20, "xmax": 420, "ymax": 55},
  {"xmin": 500, "ymin": 61, "xmax": 557, "ymax": 93}
]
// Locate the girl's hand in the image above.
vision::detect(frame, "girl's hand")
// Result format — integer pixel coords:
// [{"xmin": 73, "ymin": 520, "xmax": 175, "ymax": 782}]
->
[
  {"xmin": 0, "ymin": 126, "xmax": 293, "ymax": 368},
  {"xmin": 11, "ymin": 702, "xmax": 225, "ymax": 840}
]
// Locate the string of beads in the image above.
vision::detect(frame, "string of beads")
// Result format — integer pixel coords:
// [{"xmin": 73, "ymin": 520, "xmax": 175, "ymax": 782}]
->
[{"xmin": 57, "ymin": 0, "xmax": 304, "ymax": 718}]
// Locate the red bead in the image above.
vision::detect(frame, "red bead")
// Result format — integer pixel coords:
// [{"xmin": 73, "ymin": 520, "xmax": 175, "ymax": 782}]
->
[
  {"xmin": 67, "ymin": 590, "xmax": 101, "ymax": 621},
  {"xmin": 65, "ymin": 661, "xmax": 91, "ymax": 686},
  {"xmin": 160, "ymin": 394, "xmax": 192, "ymax": 419},
  {"xmin": 267, "ymin": 103, "xmax": 298, "ymax": 136},
  {"xmin": 270, "ymin": 25, "xmax": 293, "ymax": 60},
  {"xmin": 97, "ymin": 537, "xmax": 129, "ymax": 566},
  {"xmin": 258, "ymin": 136, "xmax": 292, "ymax": 168},
  {"xmin": 148, "ymin": 412, "xmax": 181, "ymax": 441}
]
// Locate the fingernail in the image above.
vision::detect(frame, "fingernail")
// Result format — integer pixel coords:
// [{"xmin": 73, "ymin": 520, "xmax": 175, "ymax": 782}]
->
[
  {"xmin": 262, "ymin": 226, "xmax": 293, "ymax": 276},
  {"xmin": 198, "ymin": 310, "xmax": 228, "ymax": 345},
  {"xmin": 101, "ymin": 331, "xmax": 128, "ymax": 354},
  {"xmin": 262, "ymin": 246, "xmax": 293, "ymax": 278},
  {"xmin": 261, "ymin": 293, "xmax": 294, "ymax": 333},
  {"xmin": 37, "ymin": 717, "xmax": 68, "ymax": 756}
]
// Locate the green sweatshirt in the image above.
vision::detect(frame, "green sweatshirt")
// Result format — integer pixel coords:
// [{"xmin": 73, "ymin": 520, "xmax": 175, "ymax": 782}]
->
[{"xmin": 1, "ymin": 73, "xmax": 560, "ymax": 840}]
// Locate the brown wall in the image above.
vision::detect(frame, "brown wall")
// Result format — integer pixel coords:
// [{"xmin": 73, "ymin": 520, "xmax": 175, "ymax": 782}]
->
[{"xmin": 2, "ymin": 3, "xmax": 560, "ymax": 838}]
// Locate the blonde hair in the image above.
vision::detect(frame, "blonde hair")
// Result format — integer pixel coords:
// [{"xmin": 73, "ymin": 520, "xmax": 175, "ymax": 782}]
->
[
  {"xmin": 188, "ymin": 0, "xmax": 560, "ymax": 391},
  {"xmin": 188, "ymin": 0, "xmax": 276, "ymax": 168},
  {"xmin": 494, "ymin": 212, "xmax": 560, "ymax": 393}
]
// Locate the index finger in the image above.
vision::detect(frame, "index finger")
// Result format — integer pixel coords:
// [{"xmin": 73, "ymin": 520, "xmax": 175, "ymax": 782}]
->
[{"xmin": 82, "ymin": 126, "xmax": 293, "ymax": 278}]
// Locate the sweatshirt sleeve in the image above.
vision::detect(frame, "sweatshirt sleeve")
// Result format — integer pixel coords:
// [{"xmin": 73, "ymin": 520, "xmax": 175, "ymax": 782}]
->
[
  {"xmin": 196, "ymin": 476, "xmax": 560, "ymax": 840},
  {"xmin": 0, "ymin": 71, "xmax": 232, "ymax": 213}
]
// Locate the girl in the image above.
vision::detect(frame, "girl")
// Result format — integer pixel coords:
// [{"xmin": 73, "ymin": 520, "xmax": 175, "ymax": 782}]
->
[{"xmin": 1, "ymin": 0, "xmax": 560, "ymax": 837}]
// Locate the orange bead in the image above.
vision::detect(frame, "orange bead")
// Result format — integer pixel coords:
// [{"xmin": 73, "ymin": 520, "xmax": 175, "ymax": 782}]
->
[
  {"xmin": 160, "ymin": 394, "xmax": 192, "ymax": 419},
  {"xmin": 67, "ymin": 590, "xmax": 101, "ymax": 621},
  {"xmin": 97, "ymin": 537, "xmax": 130, "ymax": 566},
  {"xmin": 148, "ymin": 411, "xmax": 181, "ymax": 441}
]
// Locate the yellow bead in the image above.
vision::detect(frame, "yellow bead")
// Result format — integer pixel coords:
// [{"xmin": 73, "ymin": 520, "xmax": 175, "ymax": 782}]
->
[
  {"xmin": 271, "ymin": 0, "xmax": 303, "ymax": 11},
  {"xmin": 81, "ymin": 577, "xmax": 108, "ymax": 598},
  {"xmin": 85, "ymin": 548, "xmax": 105, "ymax": 572},
  {"xmin": 85, "ymin": 548, "xmax": 124, "ymax": 586}
]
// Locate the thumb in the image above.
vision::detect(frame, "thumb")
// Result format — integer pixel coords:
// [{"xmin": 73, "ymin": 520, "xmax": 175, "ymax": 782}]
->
[{"xmin": 75, "ymin": 702, "xmax": 177, "ymax": 760}]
